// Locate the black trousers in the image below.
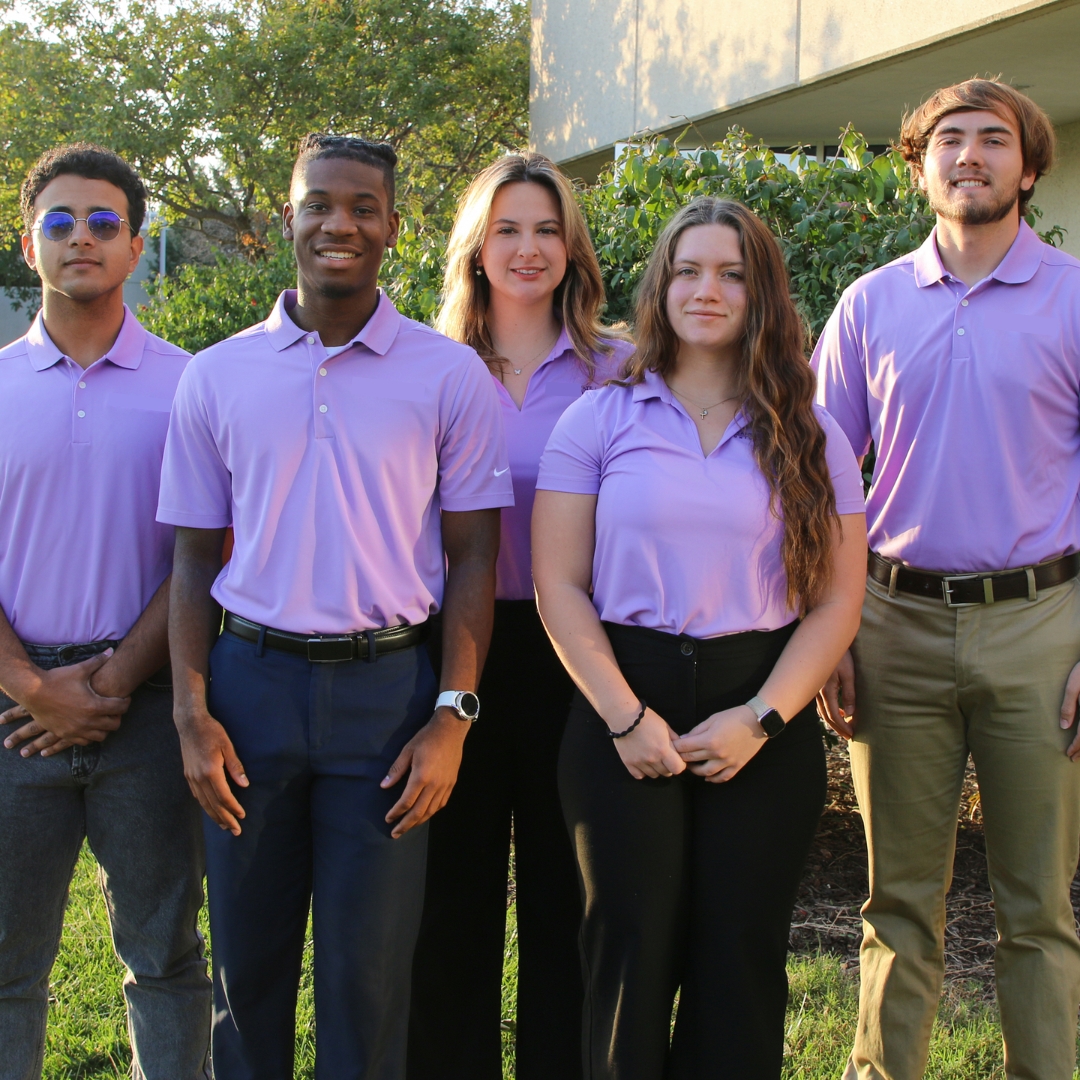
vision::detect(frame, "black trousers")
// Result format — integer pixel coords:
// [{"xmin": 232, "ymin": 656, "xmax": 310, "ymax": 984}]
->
[
  {"xmin": 559, "ymin": 622, "xmax": 827, "ymax": 1080},
  {"xmin": 408, "ymin": 600, "xmax": 583, "ymax": 1080}
]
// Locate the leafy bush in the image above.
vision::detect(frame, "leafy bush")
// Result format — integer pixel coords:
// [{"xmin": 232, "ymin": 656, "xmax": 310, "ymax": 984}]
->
[{"xmin": 141, "ymin": 127, "xmax": 1062, "ymax": 352}]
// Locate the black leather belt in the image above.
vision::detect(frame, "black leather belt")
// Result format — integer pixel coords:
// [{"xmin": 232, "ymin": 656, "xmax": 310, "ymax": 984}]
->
[
  {"xmin": 868, "ymin": 551, "xmax": 1080, "ymax": 606},
  {"xmin": 223, "ymin": 612, "xmax": 429, "ymax": 663}
]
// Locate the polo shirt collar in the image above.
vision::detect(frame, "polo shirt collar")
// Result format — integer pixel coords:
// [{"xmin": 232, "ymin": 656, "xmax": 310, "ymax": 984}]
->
[
  {"xmin": 631, "ymin": 366, "xmax": 751, "ymax": 439},
  {"xmin": 631, "ymin": 367, "xmax": 671, "ymax": 403},
  {"xmin": 265, "ymin": 288, "xmax": 401, "ymax": 356},
  {"xmin": 24, "ymin": 304, "xmax": 146, "ymax": 371},
  {"xmin": 990, "ymin": 221, "xmax": 1043, "ymax": 284},
  {"xmin": 913, "ymin": 221, "xmax": 1044, "ymax": 288}
]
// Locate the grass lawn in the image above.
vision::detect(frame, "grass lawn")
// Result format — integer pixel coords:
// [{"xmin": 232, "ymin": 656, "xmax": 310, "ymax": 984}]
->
[{"xmin": 36, "ymin": 846, "xmax": 1064, "ymax": 1079}]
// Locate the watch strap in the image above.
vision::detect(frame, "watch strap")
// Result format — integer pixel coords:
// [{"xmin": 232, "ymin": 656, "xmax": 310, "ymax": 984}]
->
[
  {"xmin": 746, "ymin": 695, "xmax": 786, "ymax": 738},
  {"xmin": 436, "ymin": 689, "xmax": 480, "ymax": 721}
]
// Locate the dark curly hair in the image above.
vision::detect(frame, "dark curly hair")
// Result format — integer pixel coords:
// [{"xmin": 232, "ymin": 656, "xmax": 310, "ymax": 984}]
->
[
  {"xmin": 291, "ymin": 133, "xmax": 397, "ymax": 206},
  {"xmin": 21, "ymin": 143, "xmax": 147, "ymax": 235}
]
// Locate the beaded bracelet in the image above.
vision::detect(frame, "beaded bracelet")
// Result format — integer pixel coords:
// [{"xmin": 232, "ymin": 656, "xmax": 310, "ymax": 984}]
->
[{"xmin": 607, "ymin": 700, "xmax": 647, "ymax": 739}]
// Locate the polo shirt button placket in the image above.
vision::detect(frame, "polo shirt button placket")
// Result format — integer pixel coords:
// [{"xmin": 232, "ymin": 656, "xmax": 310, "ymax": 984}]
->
[{"xmin": 73, "ymin": 365, "xmax": 90, "ymax": 445}]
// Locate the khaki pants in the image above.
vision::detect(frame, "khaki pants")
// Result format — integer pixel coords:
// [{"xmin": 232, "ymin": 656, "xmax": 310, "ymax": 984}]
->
[{"xmin": 845, "ymin": 575, "xmax": 1080, "ymax": 1080}]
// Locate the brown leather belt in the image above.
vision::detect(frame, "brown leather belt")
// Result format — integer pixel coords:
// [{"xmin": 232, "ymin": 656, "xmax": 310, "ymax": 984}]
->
[
  {"xmin": 868, "ymin": 551, "xmax": 1080, "ymax": 606},
  {"xmin": 223, "ymin": 612, "xmax": 429, "ymax": 663}
]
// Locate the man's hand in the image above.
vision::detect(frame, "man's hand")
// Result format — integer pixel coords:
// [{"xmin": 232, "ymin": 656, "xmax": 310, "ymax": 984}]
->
[
  {"xmin": 0, "ymin": 707, "xmax": 74, "ymax": 757},
  {"xmin": 2, "ymin": 650, "xmax": 128, "ymax": 754},
  {"xmin": 175, "ymin": 710, "xmax": 249, "ymax": 834},
  {"xmin": 610, "ymin": 707, "xmax": 686, "ymax": 780},
  {"xmin": 673, "ymin": 705, "xmax": 767, "ymax": 783},
  {"xmin": 817, "ymin": 649, "xmax": 857, "ymax": 739},
  {"xmin": 381, "ymin": 709, "xmax": 469, "ymax": 838},
  {"xmin": 1059, "ymin": 660, "xmax": 1080, "ymax": 761}
]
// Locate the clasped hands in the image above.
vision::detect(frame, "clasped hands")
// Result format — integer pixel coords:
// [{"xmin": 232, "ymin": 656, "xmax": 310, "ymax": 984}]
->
[
  {"xmin": 0, "ymin": 649, "xmax": 130, "ymax": 758},
  {"xmin": 612, "ymin": 703, "xmax": 767, "ymax": 783}
]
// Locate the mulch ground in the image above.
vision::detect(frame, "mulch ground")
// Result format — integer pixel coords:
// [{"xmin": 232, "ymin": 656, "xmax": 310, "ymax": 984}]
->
[{"xmin": 791, "ymin": 737, "xmax": 1080, "ymax": 993}]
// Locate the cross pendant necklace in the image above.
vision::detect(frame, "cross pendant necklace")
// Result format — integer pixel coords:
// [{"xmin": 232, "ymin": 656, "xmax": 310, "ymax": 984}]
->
[{"xmin": 670, "ymin": 385, "xmax": 740, "ymax": 420}]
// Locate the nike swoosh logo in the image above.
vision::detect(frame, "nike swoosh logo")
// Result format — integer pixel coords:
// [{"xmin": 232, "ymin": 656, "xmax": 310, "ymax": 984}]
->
[{"xmin": 494, "ymin": 467, "xmax": 510, "ymax": 477}]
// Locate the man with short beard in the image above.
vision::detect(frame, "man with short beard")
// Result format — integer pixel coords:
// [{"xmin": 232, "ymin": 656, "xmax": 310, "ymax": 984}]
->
[{"xmin": 814, "ymin": 80, "xmax": 1080, "ymax": 1079}]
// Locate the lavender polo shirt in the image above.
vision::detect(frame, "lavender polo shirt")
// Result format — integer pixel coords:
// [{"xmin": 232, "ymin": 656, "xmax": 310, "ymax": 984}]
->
[
  {"xmin": 813, "ymin": 223, "xmax": 1080, "ymax": 573},
  {"xmin": 0, "ymin": 307, "xmax": 189, "ymax": 645},
  {"xmin": 157, "ymin": 290, "xmax": 514, "ymax": 634},
  {"xmin": 493, "ymin": 329, "xmax": 634, "ymax": 600},
  {"xmin": 536, "ymin": 370, "xmax": 865, "ymax": 637}
]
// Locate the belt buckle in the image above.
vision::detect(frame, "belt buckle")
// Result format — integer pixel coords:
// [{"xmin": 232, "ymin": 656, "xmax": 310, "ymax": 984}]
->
[
  {"xmin": 941, "ymin": 574, "xmax": 980, "ymax": 607},
  {"xmin": 306, "ymin": 635, "xmax": 356, "ymax": 663}
]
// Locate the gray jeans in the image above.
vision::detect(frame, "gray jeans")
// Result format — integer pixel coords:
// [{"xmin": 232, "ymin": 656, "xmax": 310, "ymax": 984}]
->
[{"xmin": 0, "ymin": 642, "xmax": 211, "ymax": 1080}]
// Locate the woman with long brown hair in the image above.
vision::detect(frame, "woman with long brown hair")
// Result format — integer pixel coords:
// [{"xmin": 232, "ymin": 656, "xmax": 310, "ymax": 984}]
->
[
  {"xmin": 408, "ymin": 153, "xmax": 631, "ymax": 1080},
  {"xmin": 532, "ymin": 197, "xmax": 867, "ymax": 1078}
]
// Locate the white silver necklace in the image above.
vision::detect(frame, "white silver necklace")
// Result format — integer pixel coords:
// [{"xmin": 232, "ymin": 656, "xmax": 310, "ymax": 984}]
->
[
  {"xmin": 505, "ymin": 333, "xmax": 559, "ymax": 377},
  {"xmin": 670, "ymin": 385, "xmax": 741, "ymax": 420}
]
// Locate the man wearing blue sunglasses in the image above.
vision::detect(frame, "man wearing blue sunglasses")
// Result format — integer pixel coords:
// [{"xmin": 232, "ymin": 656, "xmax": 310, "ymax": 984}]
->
[{"xmin": 0, "ymin": 144, "xmax": 211, "ymax": 1079}]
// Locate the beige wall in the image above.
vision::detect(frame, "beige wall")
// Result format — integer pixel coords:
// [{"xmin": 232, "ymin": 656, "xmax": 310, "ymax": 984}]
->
[
  {"xmin": 1035, "ymin": 118, "xmax": 1080, "ymax": 258},
  {"xmin": 532, "ymin": 0, "xmax": 1045, "ymax": 162}
]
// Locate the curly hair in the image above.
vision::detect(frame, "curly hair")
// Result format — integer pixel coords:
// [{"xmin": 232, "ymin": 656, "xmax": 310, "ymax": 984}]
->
[
  {"xmin": 897, "ymin": 78, "xmax": 1055, "ymax": 216},
  {"xmin": 21, "ymin": 143, "xmax": 147, "ymax": 235},
  {"xmin": 292, "ymin": 133, "xmax": 397, "ymax": 206},
  {"xmin": 626, "ymin": 197, "xmax": 838, "ymax": 611}
]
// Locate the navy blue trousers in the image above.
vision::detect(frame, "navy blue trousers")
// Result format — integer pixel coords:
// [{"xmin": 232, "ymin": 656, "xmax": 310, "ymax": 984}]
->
[{"xmin": 205, "ymin": 630, "xmax": 436, "ymax": 1080}]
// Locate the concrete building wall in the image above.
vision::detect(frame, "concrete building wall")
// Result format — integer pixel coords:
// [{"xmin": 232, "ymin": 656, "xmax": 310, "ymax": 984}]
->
[
  {"xmin": 1036, "ymin": 118, "xmax": 1080, "ymax": 257},
  {"xmin": 532, "ymin": 0, "xmax": 1038, "ymax": 163}
]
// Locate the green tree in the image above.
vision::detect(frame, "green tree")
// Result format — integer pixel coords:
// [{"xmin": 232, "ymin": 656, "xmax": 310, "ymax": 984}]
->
[{"xmin": 0, "ymin": 0, "xmax": 528, "ymax": 250}]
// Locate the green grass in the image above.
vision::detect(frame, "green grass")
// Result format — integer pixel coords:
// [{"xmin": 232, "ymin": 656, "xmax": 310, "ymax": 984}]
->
[{"xmin": 37, "ymin": 846, "xmax": 1069, "ymax": 1078}]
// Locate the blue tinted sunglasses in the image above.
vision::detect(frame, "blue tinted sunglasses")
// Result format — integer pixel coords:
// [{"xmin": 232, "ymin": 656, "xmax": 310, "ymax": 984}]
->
[{"xmin": 34, "ymin": 211, "xmax": 131, "ymax": 242}]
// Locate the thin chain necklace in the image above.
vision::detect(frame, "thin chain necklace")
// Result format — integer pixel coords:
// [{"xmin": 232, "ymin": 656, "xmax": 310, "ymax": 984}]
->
[
  {"xmin": 502, "ymin": 332, "xmax": 559, "ymax": 377},
  {"xmin": 669, "ymin": 384, "xmax": 741, "ymax": 420}
]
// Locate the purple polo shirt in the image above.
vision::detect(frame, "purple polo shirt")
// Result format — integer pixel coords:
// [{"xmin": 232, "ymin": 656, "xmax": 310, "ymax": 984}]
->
[
  {"xmin": 493, "ymin": 329, "xmax": 634, "ymax": 600},
  {"xmin": 157, "ymin": 290, "xmax": 514, "ymax": 634},
  {"xmin": 0, "ymin": 307, "xmax": 188, "ymax": 645},
  {"xmin": 813, "ymin": 222, "xmax": 1080, "ymax": 573},
  {"xmin": 536, "ymin": 370, "xmax": 865, "ymax": 637}
]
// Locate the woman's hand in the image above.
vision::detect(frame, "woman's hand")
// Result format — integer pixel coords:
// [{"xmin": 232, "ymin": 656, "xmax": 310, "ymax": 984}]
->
[
  {"xmin": 673, "ymin": 705, "xmax": 767, "ymax": 783},
  {"xmin": 610, "ymin": 707, "xmax": 686, "ymax": 780}
]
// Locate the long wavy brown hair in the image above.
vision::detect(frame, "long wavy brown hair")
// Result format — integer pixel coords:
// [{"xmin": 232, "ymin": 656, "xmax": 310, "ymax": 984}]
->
[
  {"xmin": 436, "ymin": 152, "xmax": 619, "ymax": 377},
  {"xmin": 627, "ymin": 197, "xmax": 838, "ymax": 611}
]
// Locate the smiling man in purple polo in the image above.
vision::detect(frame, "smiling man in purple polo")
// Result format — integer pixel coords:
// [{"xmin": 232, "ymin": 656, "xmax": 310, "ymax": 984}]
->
[
  {"xmin": 815, "ymin": 80, "xmax": 1080, "ymax": 1079},
  {"xmin": 157, "ymin": 134, "xmax": 512, "ymax": 1078},
  {"xmin": 0, "ymin": 144, "xmax": 210, "ymax": 1079}
]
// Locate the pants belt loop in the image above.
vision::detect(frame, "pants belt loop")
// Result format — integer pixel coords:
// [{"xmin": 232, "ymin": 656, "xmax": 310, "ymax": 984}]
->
[
  {"xmin": 888, "ymin": 562, "xmax": 899, "ymax": 599},
  {"xmin": 256, "ymin": 624, "xmax": 267, "ymax": 658},
  {"xmin": 364, "ymin": 629, "xmax": 378, "ymax": 664},
  {"xmin": 1026, "ymin": 566, "xmax": 1038, "ymax": 602}
]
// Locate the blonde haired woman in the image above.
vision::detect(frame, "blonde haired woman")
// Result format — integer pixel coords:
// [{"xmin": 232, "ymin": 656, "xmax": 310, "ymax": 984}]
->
[{"xmin": 408, "ymin": 153, "xmax": 631, "ymax": 1080}]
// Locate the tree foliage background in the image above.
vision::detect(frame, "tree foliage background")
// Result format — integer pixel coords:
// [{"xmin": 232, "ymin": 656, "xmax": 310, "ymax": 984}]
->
[
  {"xmin": 0, "ymin": 1, "xmax": 1063, "ymax": 354},
  {"xmin": 0, "ymin": 0, "xmax": 528, "ymax": 250}
]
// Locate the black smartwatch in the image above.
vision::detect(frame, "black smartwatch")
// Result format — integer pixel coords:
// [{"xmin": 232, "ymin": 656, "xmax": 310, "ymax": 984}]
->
[
  {"xmin": 436, "ymin": 690, "xmax": 480, "ymax": 722},
  {"xmin": 746, "ymin": 695, "xmax": 786, "ymax": 738}
]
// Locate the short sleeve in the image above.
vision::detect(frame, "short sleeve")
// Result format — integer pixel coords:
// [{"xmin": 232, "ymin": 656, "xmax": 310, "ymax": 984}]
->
[
  {"xmin": 812, "ymin": 292, "xmax": 873, "ymax": 458},
  {"xmin": 536, "ymin": 392, "xmax": 603, "ymax": 495},
  {"xmin": 156, "ymin": 364, "xmax": 233, "ymax": 528},
  {"xmin": 816, "ymin": 406, "xmax": 866, "ymax": 516},
  {"xmin": 436, "ymin": 352, "xmax": 515, "ymax": 512}
]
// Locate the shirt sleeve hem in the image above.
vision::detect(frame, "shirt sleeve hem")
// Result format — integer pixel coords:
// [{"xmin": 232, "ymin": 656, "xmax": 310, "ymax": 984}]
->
[
  {"xmin": 156, "ymin": 509, "xmax": 232, "ymax": 528},
  {"xmin": 439, "ymin": 493, "xmax": 516, "ymax": 511},
  {"xmin": 835, "ymin": 500, "xmax": 868, "ymax": 516},
  {"xmin": 534, "ymin": 480, "xmax": 602, "ymax": 495}
]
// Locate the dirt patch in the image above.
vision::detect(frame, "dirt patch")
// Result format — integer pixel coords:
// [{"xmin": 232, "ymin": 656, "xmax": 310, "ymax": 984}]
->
[{"xmin": 791, "ymin": 738, "xmax": 1080, "ymax": 992}]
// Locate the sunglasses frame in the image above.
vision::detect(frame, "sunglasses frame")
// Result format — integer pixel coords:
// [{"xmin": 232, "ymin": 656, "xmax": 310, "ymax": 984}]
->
[{"xmin": 34, "ymin": 211, "xmax": 132, "ymax": 243}]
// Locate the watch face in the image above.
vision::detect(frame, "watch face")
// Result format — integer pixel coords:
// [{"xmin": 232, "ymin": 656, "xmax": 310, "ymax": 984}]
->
[
  {"xmin": 759, "ymin": 709, "xmax": 785, "ymax": 738},
  {"xmin": 459, "ymin": 692, "xmax": 480, "ymax": 719}
]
